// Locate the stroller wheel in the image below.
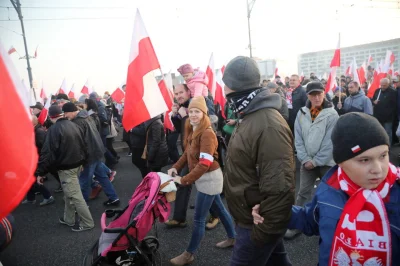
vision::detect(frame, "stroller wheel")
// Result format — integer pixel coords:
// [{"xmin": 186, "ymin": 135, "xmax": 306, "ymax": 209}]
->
[{"xmin": 141, "ymin": 236, "xmax": 160, "ymax": 252}]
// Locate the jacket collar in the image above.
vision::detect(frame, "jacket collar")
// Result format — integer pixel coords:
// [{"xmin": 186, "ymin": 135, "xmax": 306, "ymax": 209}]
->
[{"xmin": 240, "ymin": 88, "xmax": 282, "ymax": 117}]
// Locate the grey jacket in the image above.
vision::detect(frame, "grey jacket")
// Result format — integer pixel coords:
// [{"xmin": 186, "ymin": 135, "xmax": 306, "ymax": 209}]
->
[
  {"xmin": 295, "ymin": 100, "xmax": 339, "ymax": 167},
  {"xmin": 340, "ymin": 90, "xmax": 373, "ymax": 115}
]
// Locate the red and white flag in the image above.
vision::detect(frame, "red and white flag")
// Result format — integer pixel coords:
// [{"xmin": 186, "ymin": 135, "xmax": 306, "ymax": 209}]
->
[
  {"xmin": 205, "ymin": 53, "xmax": 216, "ymax": 97},
  {"xmin": 38, "ymin": 94, "xmax": 51, "ymax": 126},
  {"xmin": 300, "ymin": 71, "xmax": 304, "ymax": 83},
  {"xmin": 367, "ymin": 54, "xmax": 373, "ymax": 65},
  {"xmin": 34, "ymin": 46, "xmax": 38, "ymax": 58},
  {"xmin": 274, "ymin": 62, "xmax": 279, "ymax": 79},
  {"xmin": 0, "ymin": 40, "xmax": 37, "ymax": 219},
  {"xmin": 58, "ymin": 78, "xmax": 67, "ymax": 95},
  {"xmin": 111, "ymin": 84, "xmax": 125, "ymax": 103},
  {"xmin": 81, "ymin": 79, "xmax": 92, "ymax": 95},
  {"xmin": 367, "ymin": 62, "xmax": 387, "ymax": 98},
  {"xmin": 40, "ymin": 81, "xmax": 47, "ymax": 103},
  {"xmin": 345, "ymin": 64, "xmax": 352, "ymax": 76},
  {"xmin": 358, "ymin": 61, "xmax": 366, "ymax": 85},
  {"xmin": 158, "ymin": 72, "xmax": 174, "ymax": 131},
  {"xmin": 352, "ymin": 58, "xmax": 360, "ymax": 84},
  {"xmin": 68, "ymin": 83, "xmax": 75, "ymax": 99},
  {"xmin": 7, "ymin": 46, "xmax": 16, "ymax": 55},
  {"xmin": 325, "ymin": 35, "xmax": 340, "ymax": 94},
  {"xmin": 122, "ymin": 9, "xmax": 168, "ymax": 131},
  {"xmin": 214, "ymin": 66, "xmax": 226, "ymax": 119}
]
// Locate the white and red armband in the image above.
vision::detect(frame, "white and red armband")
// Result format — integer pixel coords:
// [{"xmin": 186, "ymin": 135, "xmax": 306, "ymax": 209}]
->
[{"xmin": 199, "ymin": 152, "xmax": 214, "ymax": 167}]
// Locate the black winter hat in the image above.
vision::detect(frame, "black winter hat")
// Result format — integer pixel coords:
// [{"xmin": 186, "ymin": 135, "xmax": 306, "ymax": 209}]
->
[
  {"xmin": 222, "ymin": 56, "xmax": 260, "ymax": 93},
  {"xmin": 56, "ymin": 93, "xmax": 69, "ymax": 101},
  {"xmin": 62, "ymin": 102, "xmax": 78, "ymax": 113},
  {"xmin": 48, "ymin": 105, "xmax": 63, "ymax": 118},
  {"xmin": 331, "ymin": 112, "xmax": 389, "ymax": 164},
  {"xmin": 306, "ymin": 82, "xmax": 324, "ymax": 94}
]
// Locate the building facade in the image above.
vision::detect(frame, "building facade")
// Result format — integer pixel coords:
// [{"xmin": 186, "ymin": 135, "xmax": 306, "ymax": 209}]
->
[{"xmin": 298, "ymin": 38, "xmax": 400, "ymax": 78}]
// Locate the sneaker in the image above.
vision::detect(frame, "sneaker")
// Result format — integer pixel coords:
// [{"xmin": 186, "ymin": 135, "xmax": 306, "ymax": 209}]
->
[
  {"xmin": 54, "ymin": 186, "xmax": 63, "ymax": 193},
  {"xmin": 39, "ymin": 196, "xmax": 55, "ymax": 206},
  {"xmin": 127, "ymin": 152, "xmax": 132, "ymax": 156},
  {"xmin": 35, "ymin": 191, "xmax": 41, "ymax": 195},
  {"xmin": 59, "ymin": 217, "xmax": 75, "ymax": 227},
  {"xmin": 89, "ymin": 186, "xmax": 102, "ymax": 200},
  {"xmin": 109, "ymin": 171, "xmax": 117, "ymax": 183},
  {"xmin": 284, "ymin": 229, "xmax": 302, "ymax": 240},
  {"xmin": 21, "ymin": 199, "xmax": 36, "ymax": 204},
  {"xmin": 103, "ymin": 199, "xmax": 120, "ymax": 206},
  {"xmin": 216, "ymin": 238, "xmax": 235, "ymax": 248},
  {"xmin": 206, "ymin": 217, "xmax": 219, "ymax": 230},
  {"xmin": 71, "ymin": 225, "xmax": 94, "ymax": 232},
  {"xmin": 165, "ymin": 220, "xmax": 187, "ymax": 228}
]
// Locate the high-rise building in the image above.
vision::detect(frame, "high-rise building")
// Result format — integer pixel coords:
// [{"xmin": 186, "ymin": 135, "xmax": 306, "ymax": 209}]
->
[{"xmin": 298, "ymin": 38, "xmax": 400, "ymax": 78}]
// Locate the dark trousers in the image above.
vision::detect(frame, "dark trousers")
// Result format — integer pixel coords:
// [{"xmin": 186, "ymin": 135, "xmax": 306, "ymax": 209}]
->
[
  {"xmin": 106, "ymin": 137, "xmax": 118, "ymax": 158},
  {"xmin": 167, "ymin": 131, "xmax": 180, "ymax": 163},
  {"xmin": 27, "ymin": 183, "xmax": 51, "ymax": 201},
  {"xmin": 172, "ymin": 165, "xmax": 218, "ymax": 222},
  {"xmin": 131, "ymin": 147, "xmax": 148, "ymax": 178},
  {"xmin": 50, "ymin": 170, "xmax": 60, "ymax": 184},
  {"xmin": 230, "ymin": 226, "xmax": 292, "ymax": 266}
]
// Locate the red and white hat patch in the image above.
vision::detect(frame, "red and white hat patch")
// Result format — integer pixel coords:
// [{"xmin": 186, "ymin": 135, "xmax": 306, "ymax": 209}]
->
[{"xmin": 351, "ymin": 145, "xmax": 361, "ymax": 153}]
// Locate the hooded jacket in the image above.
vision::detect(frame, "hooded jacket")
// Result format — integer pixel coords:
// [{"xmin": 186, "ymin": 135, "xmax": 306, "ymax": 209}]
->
[
  {"xmin": 295, "ymin": 100, "xmax": 339, "ymax": 167},
  {"xmin": 339, "ymin": 90, "xmax": 373, "ymax": 115},
  {"xmin": 71, "ymin": 110, "xmax": 105, "ymax": 164},
  {"xmin": 224, "ymin": 88, "xmax": 295, "ymax": 245}
]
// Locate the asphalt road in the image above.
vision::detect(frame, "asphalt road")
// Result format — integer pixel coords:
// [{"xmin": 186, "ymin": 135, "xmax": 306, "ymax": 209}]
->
[{"xmin": 1, "ymin": 145, "xmax": 399, "ymax": 266}]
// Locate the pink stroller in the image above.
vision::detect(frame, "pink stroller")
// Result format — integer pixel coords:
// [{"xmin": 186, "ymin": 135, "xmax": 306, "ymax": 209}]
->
[{"xmin": 83, "ymin": 172, "xmax": 173, "ymax": 266}]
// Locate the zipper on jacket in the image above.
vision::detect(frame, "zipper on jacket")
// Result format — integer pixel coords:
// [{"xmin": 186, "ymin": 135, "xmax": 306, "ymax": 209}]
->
[{"xmin": 317, "ymin": 201, "xmax": 343, "ymax": 210}]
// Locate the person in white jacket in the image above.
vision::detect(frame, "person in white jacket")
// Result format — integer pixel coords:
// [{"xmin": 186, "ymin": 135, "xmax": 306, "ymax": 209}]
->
[{"xmin": 285, "ymin": 82, "xmax": 339, "ymax": 240}]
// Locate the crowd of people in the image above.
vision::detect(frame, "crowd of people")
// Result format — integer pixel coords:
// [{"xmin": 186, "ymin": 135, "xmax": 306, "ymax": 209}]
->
[{"xmin": 1, "ymin": 55, "xmax": 400, "ymax": 266}]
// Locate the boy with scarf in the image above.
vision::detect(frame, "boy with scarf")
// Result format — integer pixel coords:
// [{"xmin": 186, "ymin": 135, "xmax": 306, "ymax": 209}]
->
[{"xmin": 253, "ymin": 112, "xmax": 400, "ymax": 265}]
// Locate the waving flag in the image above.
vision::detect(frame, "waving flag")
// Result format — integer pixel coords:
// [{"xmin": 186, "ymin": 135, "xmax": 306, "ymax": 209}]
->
[
  {"xmin": 7, "ymin": 46, "xmax": 16, "ymax": 55},
  {"xmin": 325, "ymin": 35, "xmax": 340, "ymax": 94},
  {"xmin": 38, "ymin": 94, "xmax": 51, "ymax": 126},
  {"xmin": 215, "ymin": 66, "xmax": 226, "ymax": 119},
  {"xmin": 81, "ymin": 79, "xmax": 92, "ymax": 95},
  {"xmin": 122, "ymin": 9, "xmax": 168, "ymax": 131},
  {"xmin": 0, "ymin": 40, "xmax": 37, "ymax": 219},
  {"xmin": 205, "ymin": 53, "xmax": 216, "ymax": 97},
  {"xmin": 352, "ymin": 58, "xmax": 360, "ymax": 84},
  {"xmin": 158, "ymin": 72, "xmax": 174, "ymax": 131},
  {"xmin": 58, "ymin": 78, "xmax": 67, "ymax": 95},
  {"xmin": 111, "ymin": 84, "xmax": 125, "ymax": 103},
  {"xmin": 68, "ymin": 83, "xmax": 75, "ymax": 99},
  {"xmin": 34, "ymin": 46, "xmax": 38, "ymax": 58}
]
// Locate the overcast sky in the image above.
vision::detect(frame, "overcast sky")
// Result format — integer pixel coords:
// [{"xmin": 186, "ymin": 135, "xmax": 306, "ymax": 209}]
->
[{"xmin": 1, "ymin": 0, "xmax": 399, "ymax": 97}]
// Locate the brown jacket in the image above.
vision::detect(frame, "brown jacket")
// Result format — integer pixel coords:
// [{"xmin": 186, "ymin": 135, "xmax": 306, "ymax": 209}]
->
[
  {"xmin": 173, "ymin": 127, "xmax": 219, "ymax": 185},
  {"xmin": 224, "ymin": 89, "xmax": 295, "ymax": 245}
]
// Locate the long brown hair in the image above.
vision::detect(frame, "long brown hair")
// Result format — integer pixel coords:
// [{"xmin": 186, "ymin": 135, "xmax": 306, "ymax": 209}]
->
[{"xmin": 183, "ymin": 114, "xmax": 211, "ymax": 148}]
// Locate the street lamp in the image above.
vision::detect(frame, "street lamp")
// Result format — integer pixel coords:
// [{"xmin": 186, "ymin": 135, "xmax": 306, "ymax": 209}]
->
[{"xmin": 246, "ymin": 0, "xmax": 256, "ymax": 58}]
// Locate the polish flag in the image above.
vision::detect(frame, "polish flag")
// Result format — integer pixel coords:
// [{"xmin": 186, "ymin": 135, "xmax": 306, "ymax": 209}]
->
[
  {"xmin": 345, "ymin": 64, "xmax": 352, "ymax": 76},
  {"xmin": 367, "ymin": 62, "xmax": 387, "ymax": 98},
  {"xmin": 7, "ymin": 46, "xmax": 16, "ymax": 55},
  {"xmin": 383, "ymin": 50, "xmax": 394, "ymax": 73},
  {"xmin": 358, "ymin": 61, "xmax": 366, "ymax": 85},
  {"xmin": 122, "ymin": 10, "xmax": 168, "ymax": 131},
  {"xmin": 111, "ymin": 84, "xmax": 125, "ymax": 103},
  {"xmin": 58, "ymin": 78, "xmax": 67, "ymax": 95},
  {"xmin": 325, "ymin": 36, "xmax": 340, "ymax": 94},
  {"xmin": 274, "ymin": 63, "xmax": 279, "ymax": 78},
  {"xmin": 352, "ymin": 58, "xmax": 360, "ymax": 84},
  {"xmin": 367, "ymin": 54, "xmax": 373, "ymax": 65},
  {"xmin": 40, "ymin": 81, "xmax": 47, "ymax": 103},
  {"xmin": 158, "ymin": 73, "xmax": 174, "ymax": 131},
  {"xmin": 81, "ymin": 79, "xmax": 92, "ymax": 95},
  {"xmin": 205, "ymin": 53, "xmax": 216, "ymax": 97},
  {"xmin": 300, "ymin": 71, "xmax": 304, "ymax": 83},
  {"xmin": 34, "ymin": 46, "xmax": 38, "ymax": 58},
  {"xmin": 68, "ymin": 84, "xmax": 76, "ymax": 99},
  {"xmin": 38, "ymin": 94, "xmax": 51, "ymax": 126},
  {"xmin": 394, "ymin": 70, "xmax": 399, "ymax": 77},
  {"xmin": 214, "ymin": 66, "xmax": 226, "ymax": 119},
  {"xmin": 0, "ymin": 40, "xmax": 37, "ymax": 219}
]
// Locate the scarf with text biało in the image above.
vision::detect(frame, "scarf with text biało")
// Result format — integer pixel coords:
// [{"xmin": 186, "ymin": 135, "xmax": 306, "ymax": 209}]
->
[{"xmin": 329, "ymin": 163, "xmax": 399, "ymax": 266}]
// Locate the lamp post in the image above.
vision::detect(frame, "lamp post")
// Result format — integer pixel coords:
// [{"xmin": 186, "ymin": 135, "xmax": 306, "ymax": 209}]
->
[
  {"xmin": 246, "ymin": 0, "xmax": 256, "ymax": 58},
  {"xmin": 10, "ymin": 0, "xmax": 36, "ymax": 100}
]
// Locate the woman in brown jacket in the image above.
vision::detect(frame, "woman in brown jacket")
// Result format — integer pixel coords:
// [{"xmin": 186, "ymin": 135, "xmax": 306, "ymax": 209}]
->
[{"xmin": 168, "ymin": 97, "xmax": 236, "ymax": 266}]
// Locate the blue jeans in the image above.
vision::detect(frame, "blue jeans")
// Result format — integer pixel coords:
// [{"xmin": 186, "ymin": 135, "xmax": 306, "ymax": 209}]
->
[
  {"xmin": 186, "ymin": 192, "xmax": 235, "ymax": 253},
  {"xmin": 79, "ymin": 161, "xmax": 118, "ymax": 202},
  {"xmin": 230, "ymin": 226, "xmax": 291, "ymax": 266},
  {"xmin": 381, "ymin": 122, "xmax": 393, "ymax": 145}
]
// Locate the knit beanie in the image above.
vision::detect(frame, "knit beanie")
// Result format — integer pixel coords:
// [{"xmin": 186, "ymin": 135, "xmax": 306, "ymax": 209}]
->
[
  {"xmin": 331, "ymin": 112, "xmax": 389, "ymax": 164},
  {"xmin": 188, "ymin": 96, "xmax": 207, "ymax": 114},
  {"xmin": 62, "ymin": 102, "xmax": 78, "ymax": 113},
  {"xmin": 177, "ymin": 64, "xmax": 194, "ymax": 75},
  {"xmin": 222, "ymin": 56, "xmax": 260, "ymax": 93}
]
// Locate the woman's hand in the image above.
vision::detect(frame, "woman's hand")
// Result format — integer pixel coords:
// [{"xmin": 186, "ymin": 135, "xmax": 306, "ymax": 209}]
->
[
  {"xmin": 173, "ymin": 176, "xmax": 182, "ymax": 184},
  {"xmin": 168, "ymin": 168, "xmax": 178, "ymax": 177},
  {"xmin": 226, "ymin": 119, "xmax": 236, "ymax": 126},
  {"xmin": 252, "ymin": 204, "xmax": 264, "ymax": 225}
]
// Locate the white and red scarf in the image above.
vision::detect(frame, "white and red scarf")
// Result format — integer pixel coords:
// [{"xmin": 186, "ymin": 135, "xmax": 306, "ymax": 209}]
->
[
  {"xmin": 285, "ymin": 88, "xmax": 294, "ymax": 109},
  {"xmin": 329, "ymin": 163, "xmax": 399, "ymax": 266}
]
